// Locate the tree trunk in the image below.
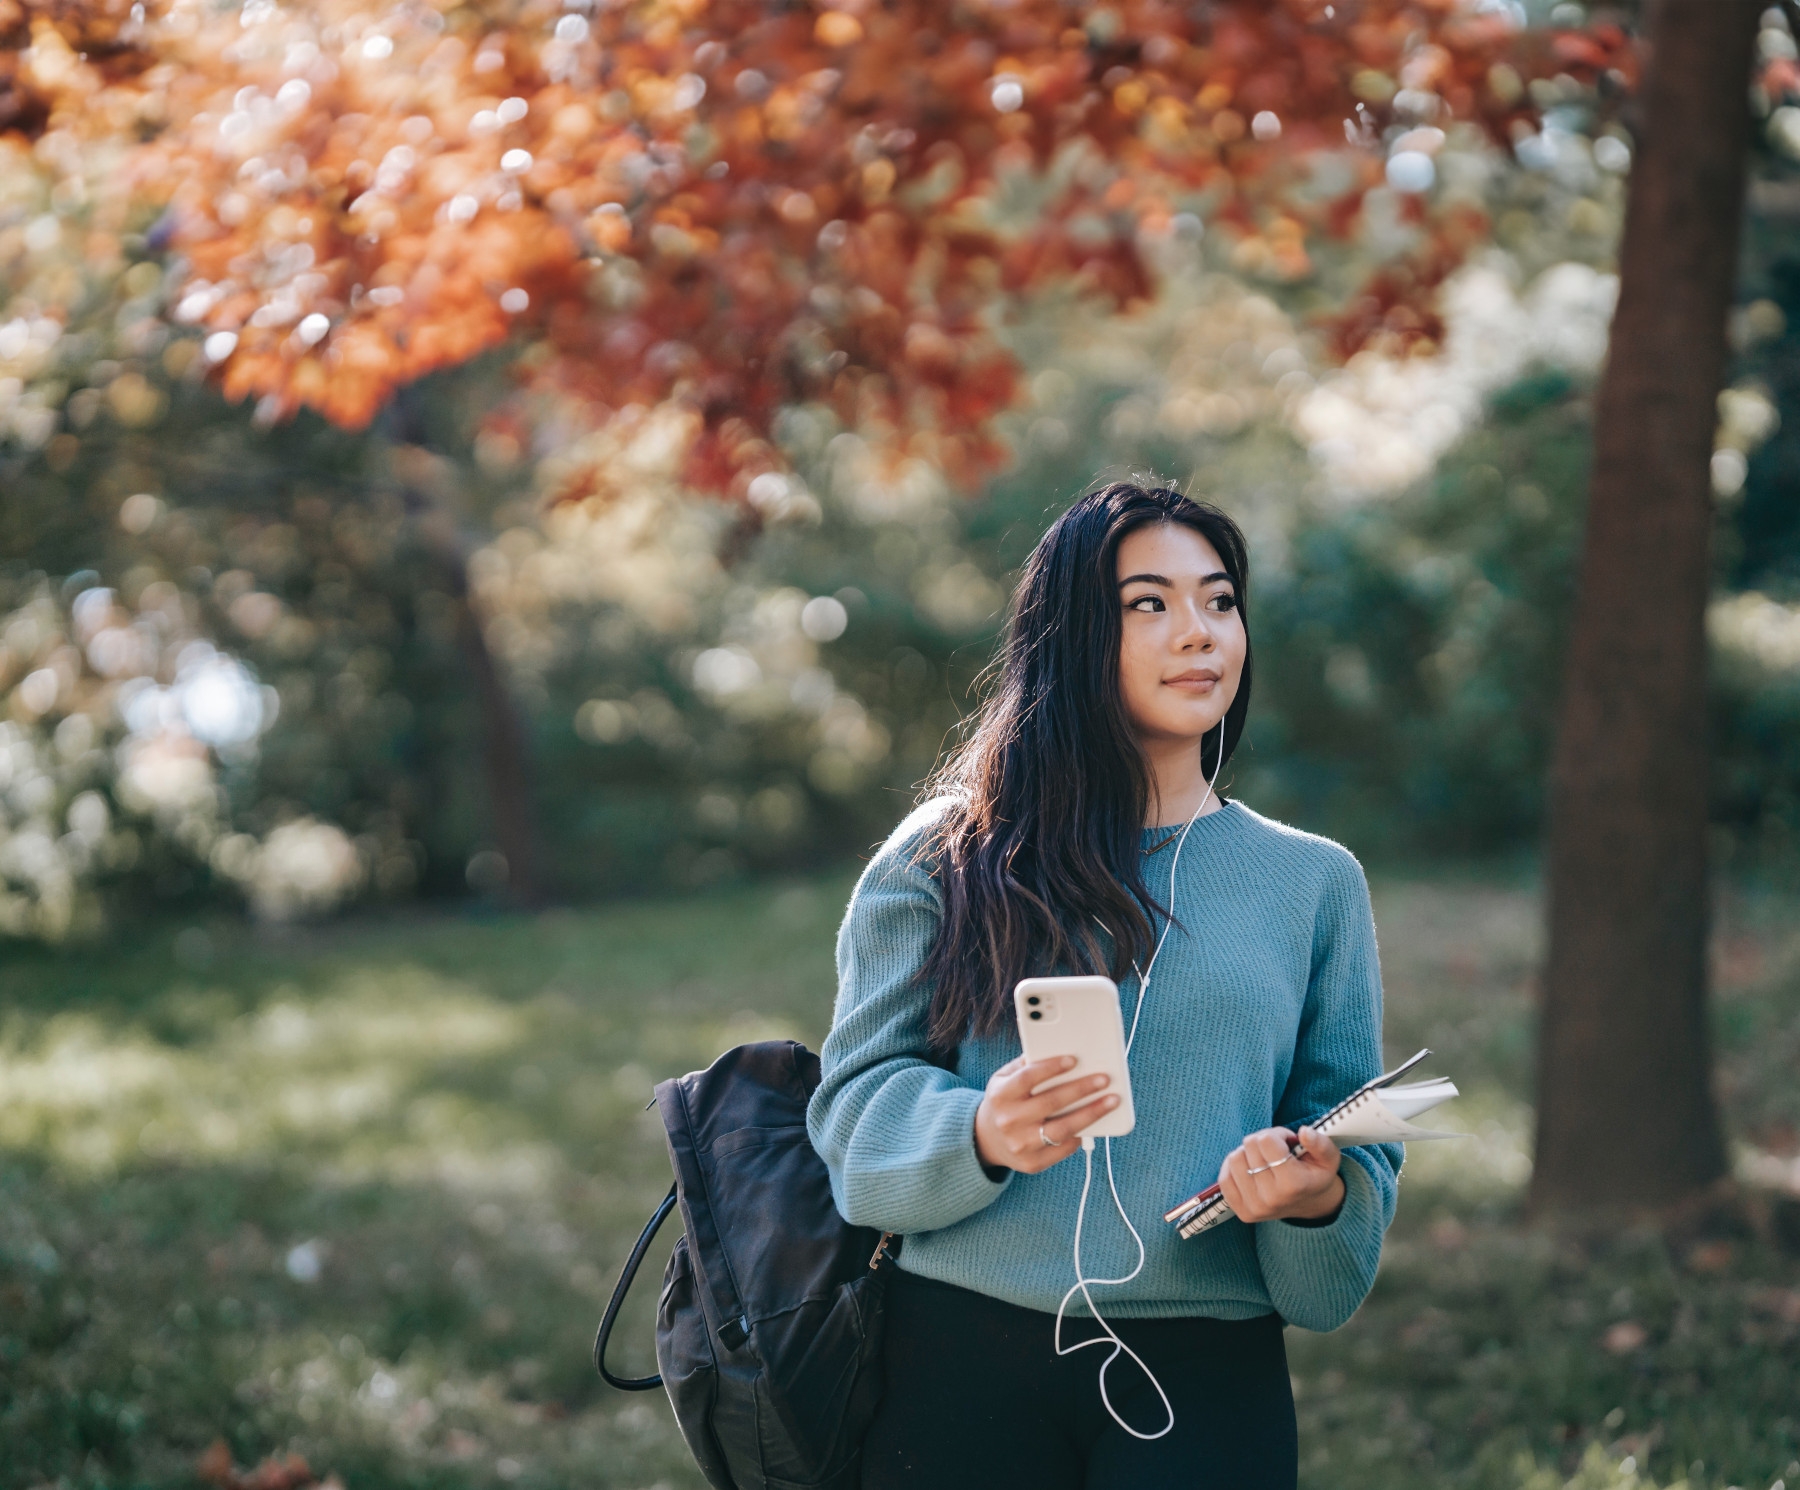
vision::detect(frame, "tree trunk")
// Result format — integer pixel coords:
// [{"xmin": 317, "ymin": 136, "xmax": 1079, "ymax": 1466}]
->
[
  {"xmin": 446, "ymin": 564, "xmax": 548, "ymax": 908},
  {"xmin": 416, "ymin": 519, "xmax": 546, "ymax": 907},
  {"xmin": 388, "ymin": 446, "xmax": 549, "ymax": 909},
  {"xmin": 1532, "ymin": 0, "xmax": 1760, "ymax": 1214},
  {"xmin": 383, "ymin": 383, "xmax": 550, "ymax": 909}
]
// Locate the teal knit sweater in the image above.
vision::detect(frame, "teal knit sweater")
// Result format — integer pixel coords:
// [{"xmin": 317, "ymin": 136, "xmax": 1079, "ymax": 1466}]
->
[{"xmin": 805, "ymin": 796, "xmax": 1402, "ymax": 1331}]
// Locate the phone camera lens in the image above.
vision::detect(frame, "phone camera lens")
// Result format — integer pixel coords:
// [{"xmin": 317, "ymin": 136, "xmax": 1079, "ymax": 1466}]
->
[
  {"xmin": 1026, "ymin": 996, "xmax": 1040, "ymax": 1006},
  {"xmin": 1028, "ymin": 1010, "xmax": 1042, "ymax": 1020}
]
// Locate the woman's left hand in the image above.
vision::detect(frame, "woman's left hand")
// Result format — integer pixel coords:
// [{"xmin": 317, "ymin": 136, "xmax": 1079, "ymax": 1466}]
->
[{"xmin": 1218, "ymin": 1125, "xmax": 1345, "ymax": 1224}]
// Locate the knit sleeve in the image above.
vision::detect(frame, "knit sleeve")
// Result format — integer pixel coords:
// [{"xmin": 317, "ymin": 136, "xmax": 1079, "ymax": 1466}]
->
[
  {"xmin": 805, "ymin": 808, "xmax": 1013, "ymax": 1234},
  {"xmin": 1253, "ymin": 846, "xmax": 1401, "ymax": 1332}
]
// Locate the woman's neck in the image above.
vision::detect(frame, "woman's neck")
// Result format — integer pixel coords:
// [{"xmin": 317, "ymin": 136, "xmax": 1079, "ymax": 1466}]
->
[{"xmin": 1140, "ymin": 733, "xmax": 1223, "ymax": 827}]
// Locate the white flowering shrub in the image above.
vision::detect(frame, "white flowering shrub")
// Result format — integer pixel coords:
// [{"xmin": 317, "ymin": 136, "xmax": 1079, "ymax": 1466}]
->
[
  {"xmin": 0, "ymin": 569, "xmax": 362, "ymax": 941},
  {"xmin": 235, "ymin": 817, "xmax": 366, "ymax": 923}
]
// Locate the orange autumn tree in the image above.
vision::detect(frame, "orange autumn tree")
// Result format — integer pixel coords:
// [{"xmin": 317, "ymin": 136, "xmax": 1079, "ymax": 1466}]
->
[{"xmin": 7, "ymin": 0, "xmax": 1634, "ymax": 500}]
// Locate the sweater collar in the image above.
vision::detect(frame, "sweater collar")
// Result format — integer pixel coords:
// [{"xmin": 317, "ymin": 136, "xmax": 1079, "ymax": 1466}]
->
[{"xmin": 1140, "ymin": 798, "xmax": 1242, "ymax": 854}]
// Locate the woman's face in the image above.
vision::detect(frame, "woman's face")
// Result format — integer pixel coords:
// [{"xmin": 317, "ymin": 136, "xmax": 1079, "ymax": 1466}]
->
[{"xmin": 1114, "ymin": 521, "xmax": 1246, "ymax": 748}]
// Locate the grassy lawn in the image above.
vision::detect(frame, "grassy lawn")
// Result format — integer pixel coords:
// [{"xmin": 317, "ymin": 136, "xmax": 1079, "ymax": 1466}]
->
[{"xmin": 2, "ymin": 865, "xmax": 1797, "ymax": 1490}]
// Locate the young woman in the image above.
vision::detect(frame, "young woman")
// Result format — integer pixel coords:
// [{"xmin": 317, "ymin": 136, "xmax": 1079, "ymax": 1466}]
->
[{"xmin": 806, "ymin": 482, "xmax": 1402, "ymax": 1489}]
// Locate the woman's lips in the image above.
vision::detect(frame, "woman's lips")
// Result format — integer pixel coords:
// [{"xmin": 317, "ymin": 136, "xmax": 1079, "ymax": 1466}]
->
[{"xmin": 1164, "ymin": 671, "xmax": 1221, "ymax": 690}]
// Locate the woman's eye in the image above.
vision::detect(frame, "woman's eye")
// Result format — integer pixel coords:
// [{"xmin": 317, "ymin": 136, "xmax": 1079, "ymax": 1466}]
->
[
  {"xmin": 1126, "ymin": 595, "xmax": 1164, "ymax": 613},
  {"xmin": 1210, "ymin": 593, "xmax": 1238, "ymax": 612}
]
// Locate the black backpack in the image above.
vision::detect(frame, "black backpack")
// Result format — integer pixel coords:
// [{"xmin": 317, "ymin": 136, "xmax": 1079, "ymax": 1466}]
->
[{"xmin": 594, "ymin": 1040, "xmax": 899, "ymax": 1490}]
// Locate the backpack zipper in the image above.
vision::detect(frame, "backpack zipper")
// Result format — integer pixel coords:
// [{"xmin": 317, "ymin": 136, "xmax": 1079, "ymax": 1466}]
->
[{"xmin": 868, "ymin": 1232, "xmax": 897, "ymax": 1270}]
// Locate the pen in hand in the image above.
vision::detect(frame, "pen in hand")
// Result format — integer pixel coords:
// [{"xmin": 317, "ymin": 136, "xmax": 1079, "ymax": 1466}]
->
[{"xmin": 1163, "ymin": 1048, "xmax": 1433, "ymax": 1229}]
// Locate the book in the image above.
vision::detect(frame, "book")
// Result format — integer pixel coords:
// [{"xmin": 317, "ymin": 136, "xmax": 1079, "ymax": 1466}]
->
[{"xmin": 1162, "ymin": 1049, "xmax": 1461, "ymax": 1240}]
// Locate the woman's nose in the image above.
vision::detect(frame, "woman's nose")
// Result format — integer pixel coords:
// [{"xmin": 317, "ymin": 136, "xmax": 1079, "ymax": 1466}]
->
[{"xmin": 1177, "ymin": 602, "xmax": 1213, "ymax": 650}]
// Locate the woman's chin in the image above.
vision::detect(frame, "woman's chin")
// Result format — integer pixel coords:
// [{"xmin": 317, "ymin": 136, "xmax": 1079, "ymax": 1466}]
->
[{"xmin": 1135, "ymin": 714, "xmax": 1225, "ymax": 746}]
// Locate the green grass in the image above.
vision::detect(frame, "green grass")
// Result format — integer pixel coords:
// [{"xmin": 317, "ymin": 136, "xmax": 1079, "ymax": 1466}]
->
[{"xmin": 1, "ymin": 869, "xmax": 1797, "ymax": 1490}]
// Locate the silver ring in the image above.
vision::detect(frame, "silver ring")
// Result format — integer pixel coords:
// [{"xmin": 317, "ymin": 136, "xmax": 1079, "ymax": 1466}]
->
[
  {"xmin": 1245, "ymin": 1155, "xmax": 1291, "ymax": 1176},
  {"xmin": 1039, "ymin": 1125, "xmax": 1056, "ymax": 1148}
]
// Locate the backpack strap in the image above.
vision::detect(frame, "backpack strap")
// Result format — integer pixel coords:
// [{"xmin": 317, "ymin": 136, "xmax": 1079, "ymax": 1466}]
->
[{"xmin": 594, "ymin": 1182, "xmax": 678, "ymax": 1391}]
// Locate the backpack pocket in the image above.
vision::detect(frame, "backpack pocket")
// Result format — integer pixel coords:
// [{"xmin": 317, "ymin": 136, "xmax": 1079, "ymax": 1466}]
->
[
  {"xmin": 655, "ymin": 1234, "xmax": 737, "ymax": 1490},
  {"xmin": 700, "ymin": 1125, "xmax": 855, "ymax": 1321},
  {"xmin": 749, "ymin": 1268, "xmax": 888, "ymax": 1487}
]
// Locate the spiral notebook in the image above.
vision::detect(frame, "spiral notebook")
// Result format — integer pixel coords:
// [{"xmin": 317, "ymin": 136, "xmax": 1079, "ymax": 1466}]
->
[{"xmin": 1163, "ymin": 1048, "xmax": 1461, "ymax": 1240}]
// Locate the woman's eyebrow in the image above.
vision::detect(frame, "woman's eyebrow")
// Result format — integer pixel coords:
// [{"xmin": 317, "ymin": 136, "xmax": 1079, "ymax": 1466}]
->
[{"xmin": 1116, "ymin": 570, "xmax": 1231, "ymax": 587}]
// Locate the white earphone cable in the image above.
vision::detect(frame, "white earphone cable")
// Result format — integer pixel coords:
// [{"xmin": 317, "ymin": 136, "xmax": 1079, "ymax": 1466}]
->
[{"xmin": 1054, "ymin": 724, "xmax": 1227, "ymax": 1441}]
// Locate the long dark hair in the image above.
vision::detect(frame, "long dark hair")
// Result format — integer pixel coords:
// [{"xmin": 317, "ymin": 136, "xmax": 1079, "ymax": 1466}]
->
[{"xmin": 916, "ymin": 482, "xmax": 1254, "ymax": 1055}]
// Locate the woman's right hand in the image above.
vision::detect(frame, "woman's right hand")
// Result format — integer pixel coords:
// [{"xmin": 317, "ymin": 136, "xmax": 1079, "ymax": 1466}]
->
[{"xmin": 974, "ymin": 1055, "xmax": 1118, "ymax": 1174}]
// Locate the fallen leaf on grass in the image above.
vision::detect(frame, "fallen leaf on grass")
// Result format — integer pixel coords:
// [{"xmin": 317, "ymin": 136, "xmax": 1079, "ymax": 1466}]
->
[
  {"xmin": 1748, "ymin": 1286, "xmax": 1800, "ymax": 1325},
  {"xmin": 1685, "ymin": 1239, "xmax": 1734, "ymax": 1272},
  {"xmin": 195, "ymin": 1441, "xmax": 341, "ymax": 1490},
  {"xmin": 445, "ymin": 1428, "xmax": 485, "ymax": 1460},
  {"xmin": 196, "ymin": 1442, "xmax": 234, "ymax": 1483}
]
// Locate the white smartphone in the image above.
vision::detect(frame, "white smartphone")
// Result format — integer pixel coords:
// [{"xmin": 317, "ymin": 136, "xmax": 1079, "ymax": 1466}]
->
[{"xmin": 1013, "ymin": 975, "xmax": 1136, "ymax": 1139}]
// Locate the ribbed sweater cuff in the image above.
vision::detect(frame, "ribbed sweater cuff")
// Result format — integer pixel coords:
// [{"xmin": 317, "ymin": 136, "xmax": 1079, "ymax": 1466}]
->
[
  {"xmin": 1254, "ymin": 1155, "xmax": 1381, "ymax": 1331},
  {"xmin": 928, "ymin": 1085, "xmax": 1014, "ymax": 1227}
]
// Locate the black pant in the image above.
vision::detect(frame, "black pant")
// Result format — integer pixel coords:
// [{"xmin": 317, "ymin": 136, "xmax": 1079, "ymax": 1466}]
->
[{"xmin": 861, "ymin": 1270, "xmax": 1297, "ymax": 1489}]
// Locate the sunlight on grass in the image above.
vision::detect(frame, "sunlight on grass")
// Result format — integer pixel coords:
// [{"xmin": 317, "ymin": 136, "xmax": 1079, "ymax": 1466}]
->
[
  {"xmin": 0, "ymin": 881, "xmax": 844, "ymax": 1490},
  {"xmin": 1396, "ymin": 1085, "xmax": 1536, "ymax": 1201},
  {"xmin": 2, "ymin": 871, "xmax": 1796, "ymax": 1490},
  {"xmin": 0, "ymin": 975, "xmax": 527, "ymax": 1179},
  {"xmin": 1512, "ymin": 1441, "xmax": 1697, "ymax": 1490}
]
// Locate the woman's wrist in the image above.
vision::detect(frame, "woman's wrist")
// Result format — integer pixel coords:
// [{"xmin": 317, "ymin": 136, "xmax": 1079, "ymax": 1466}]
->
[
  {"xmin": 1281, "ymin": 1172, "xmax": 1346, "ymax": 1226},
  {"xmin": 972, "ymin": 1100, "xmax": 1011, "ymax": 1179}
]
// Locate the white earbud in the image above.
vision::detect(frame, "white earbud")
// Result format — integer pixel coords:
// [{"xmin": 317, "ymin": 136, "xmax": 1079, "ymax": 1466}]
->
[{"xmin": 1055, "ymin": 721, "xmax": 1228, "ymax": 1441}]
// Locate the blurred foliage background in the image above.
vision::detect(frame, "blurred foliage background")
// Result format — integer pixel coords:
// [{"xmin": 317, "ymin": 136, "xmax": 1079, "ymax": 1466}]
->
[{"xmin": 5, "ymin": 74, "xmax": 1800, "ymax": 936}]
